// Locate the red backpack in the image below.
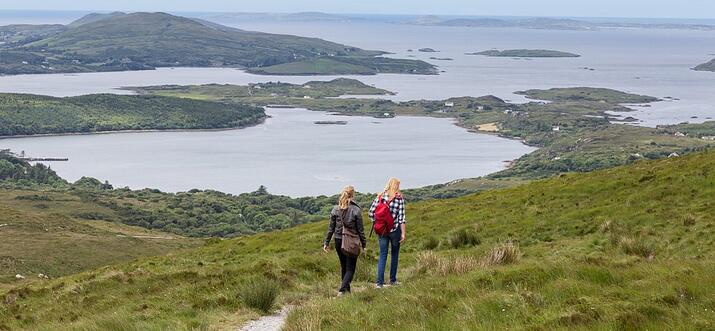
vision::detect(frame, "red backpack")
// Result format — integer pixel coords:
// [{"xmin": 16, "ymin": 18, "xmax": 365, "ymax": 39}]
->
[{"xmin": 372, "ymin": 194, "xmax": 396, "ymax": 236}]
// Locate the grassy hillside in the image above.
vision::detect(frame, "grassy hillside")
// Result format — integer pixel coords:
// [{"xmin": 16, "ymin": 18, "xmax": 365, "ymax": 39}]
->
[
  {"xmin": 0, "ymin": 189, "xmax": 200, "ymax": 289},
  {"xmin": 0, "ymin": 12, "xmax": 435, "ymax": 76},
  {"xmin": 0, "ymin": 93, "xmax": 265, "ymax": 136},
  {"xmin": 1, "ymin": 150, "xmax": 713, "ymax": 330}
]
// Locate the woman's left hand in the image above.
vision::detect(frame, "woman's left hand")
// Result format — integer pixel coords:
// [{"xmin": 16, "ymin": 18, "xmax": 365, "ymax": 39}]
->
[{"xmin": 400, "ymin": 234, "xmax": 406, "ymax": 243}]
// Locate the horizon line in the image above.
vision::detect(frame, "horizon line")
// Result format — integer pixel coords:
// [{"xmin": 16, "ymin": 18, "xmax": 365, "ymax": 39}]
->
[{"xmin": 0, "ymin": 9, "xmax": 714, "ymax": 21}]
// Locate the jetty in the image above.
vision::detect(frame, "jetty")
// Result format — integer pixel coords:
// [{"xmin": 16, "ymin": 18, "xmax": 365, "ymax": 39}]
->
[
  {"xmin": 314, "ymin": 121, "xmax": 348, "ymax": 125},
  {"xmin": 19, "ymin": 157, "xmax": 69, "ymax": 162}
]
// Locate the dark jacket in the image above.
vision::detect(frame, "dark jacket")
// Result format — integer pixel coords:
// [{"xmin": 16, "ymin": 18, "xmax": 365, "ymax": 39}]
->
[{"xmin": 323, "ymin": 201, "xmax": 367, "ymax": 248}]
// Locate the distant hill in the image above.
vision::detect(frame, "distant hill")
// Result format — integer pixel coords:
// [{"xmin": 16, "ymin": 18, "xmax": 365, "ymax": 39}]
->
[
  {"xmin": 66, "ymin": 11, "xmax": 127, "ymax": 27},
  {"xmin": 693, "ymin": 58, "xmax": 715, "ymax": 72},
  {"xmin": 468, "ymin": 49, "xmax": 581, "ymax": 58},
  {"xmin": 0, "ymin": 12, "xmax": 435, "ymax": 76}
]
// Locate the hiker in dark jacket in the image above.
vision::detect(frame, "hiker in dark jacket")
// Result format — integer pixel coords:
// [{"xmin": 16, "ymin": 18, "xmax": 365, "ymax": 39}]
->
[{"xmin": 323, "ymin": 185, "xmax": 367, "ymax": 295}]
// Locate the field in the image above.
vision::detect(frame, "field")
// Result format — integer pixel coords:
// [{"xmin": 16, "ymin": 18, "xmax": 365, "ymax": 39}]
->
[{"xmin": 1, "ymin": 150, "xmax": 713, "ymax": 330}]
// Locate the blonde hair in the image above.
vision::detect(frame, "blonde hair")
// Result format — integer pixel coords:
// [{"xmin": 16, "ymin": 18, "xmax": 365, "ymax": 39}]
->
[
  {"xmin": 383, "ymin": 177, "xmax": 401, "ymax": 199},
  {"xmin": 338, "ymin": 185, "xmax": 355, "ymax": 210}
]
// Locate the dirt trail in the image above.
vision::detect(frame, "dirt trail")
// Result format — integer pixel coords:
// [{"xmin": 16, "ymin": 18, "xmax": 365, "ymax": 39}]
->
[{"xmin": 239, "ymin": 306, "xmax": 292, "ymax": 331}]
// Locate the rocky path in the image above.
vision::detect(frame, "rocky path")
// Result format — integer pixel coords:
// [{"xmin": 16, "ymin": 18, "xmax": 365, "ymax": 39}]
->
[{"xmin": 238, "ymin": 306, "xmax": 292, "ymax": 331}]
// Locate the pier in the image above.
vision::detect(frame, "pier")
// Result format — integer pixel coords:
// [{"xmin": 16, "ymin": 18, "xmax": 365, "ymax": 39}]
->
[{"xmin": 20, "ymin": 157, "xmax": 69, "ymax": 162}]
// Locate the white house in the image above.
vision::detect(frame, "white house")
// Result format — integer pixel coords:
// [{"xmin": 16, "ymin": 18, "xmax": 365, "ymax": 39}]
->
[
  {"xmin": 444, "ymin": 101, "xmax": 455, "ymax": 107},
  {"xmin": 303, "ymin": 96, "xmax": 312, "ymax": 99},
  {"xmin": 552, "ymin": 126, "xmax": 561, "ymax": 132}
]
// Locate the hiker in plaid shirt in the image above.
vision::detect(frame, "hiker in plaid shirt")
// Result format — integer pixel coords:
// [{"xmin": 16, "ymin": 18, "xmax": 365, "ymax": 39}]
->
[{"xmin": 369, "ymin": 177, "xmax": 406, "ymax": 288}]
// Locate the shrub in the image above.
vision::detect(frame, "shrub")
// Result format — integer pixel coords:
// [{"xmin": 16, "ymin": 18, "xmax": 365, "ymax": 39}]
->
[
  {"xmin": 447, "ymin": 229, "xmax": 480, "ymax": 249},
  {"xmin": 422, "ymin": 236, "xmax": 439, "ymax": 250},
  {"xmin": 683, "ymin": 214, "xmax": 696, "ymax": 226},
  {"xmin": 239, "ymin": 278, "xmax": 280, "ymax": 314},
  {"xmin": 481, "ymin": 242, "xmax": 520, "ymax": 267}
]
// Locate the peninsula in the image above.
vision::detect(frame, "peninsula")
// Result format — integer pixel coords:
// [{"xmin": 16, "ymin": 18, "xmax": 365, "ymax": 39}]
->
[{"xmin": 0, "ymin": 12, "xmax": 436, "ymax": 76}]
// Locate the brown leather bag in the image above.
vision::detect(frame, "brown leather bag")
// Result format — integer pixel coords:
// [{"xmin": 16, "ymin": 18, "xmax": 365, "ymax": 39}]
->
[{"xmin": 340, "ymin": 209, "xmax": 361, "ymax": 258}]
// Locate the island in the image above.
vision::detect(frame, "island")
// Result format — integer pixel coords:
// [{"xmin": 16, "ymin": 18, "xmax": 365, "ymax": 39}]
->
[
  {"xmin": 0, "ymin": 12, "xmax": 436, "ymax": 76},
  {"xmin": 693, "ymin": 58, "xmax": 715, "ymax": 72},
  {"xmin": 467, "ymin": 49, "xmax": 581, "ymax": 58},
  {"xmin": 0, "ymin": 94, "xmax": 266, "ymax": 136},
  {"xmin": 418, "ymin": 48, "xmax": 439, "ymax": 52}
]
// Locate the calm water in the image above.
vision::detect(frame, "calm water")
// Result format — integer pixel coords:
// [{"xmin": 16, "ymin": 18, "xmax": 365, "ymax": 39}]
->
[
  {"xmin": 1, "ymin": 19, "xmax": 714, "ymax": 126},
  {"xmin": 1, "ymin": 13, "xmax": 714, "ymax": 195},
  {"xmin": 0, "ymin": 108, "xmax": 534, "ymax": 196}
]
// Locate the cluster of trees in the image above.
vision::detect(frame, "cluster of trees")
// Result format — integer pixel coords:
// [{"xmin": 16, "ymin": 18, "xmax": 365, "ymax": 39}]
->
[
  {"xmin": 0, "ymin": 150, "xmax": 65, "ymax": 185},
  {"xmin": 0, "ymin": 93, "xmax": 266, "ymax": 136}
]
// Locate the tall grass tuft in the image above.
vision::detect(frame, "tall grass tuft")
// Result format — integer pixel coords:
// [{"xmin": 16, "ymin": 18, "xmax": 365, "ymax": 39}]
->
[
  {"xmin": 238, "ymin": 278, "xmax": 280, "ymax": 314},
  {"xmin": 447, "ymin": 229, "xmax": 480, "ymax": 249},
  {"xmin": 415, "ymin": 251, "xmax": 478, "ymax": 276},
  {"xmin": 481, "ymin": 242, "xmax": 520, "ymax": 267},
  {"xmin": 618, "ymin": 236, "xmax": 656, "ymax": 259}
]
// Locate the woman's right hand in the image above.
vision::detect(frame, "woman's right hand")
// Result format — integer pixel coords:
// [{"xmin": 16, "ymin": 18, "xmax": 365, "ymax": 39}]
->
[{"xmin": 323, "ymin": 244, "xmax": 329, "ymax": 253}]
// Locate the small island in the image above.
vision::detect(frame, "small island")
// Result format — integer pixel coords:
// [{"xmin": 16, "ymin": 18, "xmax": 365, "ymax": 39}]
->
[
  {"xmin": 693, "ymin": 58, "xmax": 715, "ymax": 72},
  {"xmin": 466, "ymin": 49, "xmax": 581, "ymax": 58},
  {"xmin": 429, "ymin": 57, "xmax": 454, "ymax": 61},
  {"xmin": 418, "ymin": 48, "xmax": 439, "ymax": 52},
  {"xmin": 314, "ymin": 121, "xmax": 348, "ymax": 125}
]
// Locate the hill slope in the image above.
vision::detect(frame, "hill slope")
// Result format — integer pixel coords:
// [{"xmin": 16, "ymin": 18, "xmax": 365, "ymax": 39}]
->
[
  {"xmin": 0, "ymin": 190, "xmax": 200, "ymax": 288},
  {"xmin": 0, "ymin": 12, "xmax": 435, "ymax": 75},
  {"xmin": 1, "ymin": 151, "xmax": 713, "ymax": 330}
]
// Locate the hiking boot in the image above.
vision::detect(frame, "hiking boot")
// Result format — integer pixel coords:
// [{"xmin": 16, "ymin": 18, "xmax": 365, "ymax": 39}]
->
[
  {"xmin": 390, "ymin": 281, "xmax": 401, "ymax": 286},
  {"xmin": 375, "ymin": 284, "xmax": 384, "ymax": 289}
]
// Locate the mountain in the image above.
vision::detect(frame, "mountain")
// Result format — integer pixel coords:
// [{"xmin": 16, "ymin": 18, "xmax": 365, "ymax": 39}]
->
[
  {"xmin": 1, "ymin": 149, "xmax": 713, "ymax": 329},
  {"xmin": 0, "ymin": 12, "xmax": 435, "ymax": 76},
  {"xmin": 693, "ymin": 58, "xmax": 715, "ymax": 72}
]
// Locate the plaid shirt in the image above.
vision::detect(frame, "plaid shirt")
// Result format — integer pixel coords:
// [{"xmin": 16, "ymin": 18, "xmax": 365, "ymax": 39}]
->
[{"xmin": 368, "ymin": 192, "xmax": 406, "ymax": 232}]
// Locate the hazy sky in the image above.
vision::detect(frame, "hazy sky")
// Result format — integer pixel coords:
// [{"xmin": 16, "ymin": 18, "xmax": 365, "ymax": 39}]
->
[{"xmin": 1, "ymin": 0, "xmax": 714, "ymax": 19}]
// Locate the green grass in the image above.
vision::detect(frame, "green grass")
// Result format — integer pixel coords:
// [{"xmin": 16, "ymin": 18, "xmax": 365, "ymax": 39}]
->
[
  {"xmin": 1, "ymin": 150, "xmax": 714, "ymax": 330},
  {"xmin": 0, "ymin": 189, "xmax": 200, "ymax": 289}
]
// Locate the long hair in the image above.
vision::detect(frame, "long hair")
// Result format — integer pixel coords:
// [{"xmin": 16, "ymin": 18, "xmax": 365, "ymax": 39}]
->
[
  {"xmin": 383, "ymin": 177, "xmax": 401, "ymax": 199},
  {"xmin": 338, "ymin": 185, "xmax": 355, "ymax": 210}
]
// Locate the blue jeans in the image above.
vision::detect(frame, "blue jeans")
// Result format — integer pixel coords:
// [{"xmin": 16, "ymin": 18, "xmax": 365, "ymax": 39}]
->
[{"xmin": 376, "ymin": 227, "xmax": 401, "ymax": 286}]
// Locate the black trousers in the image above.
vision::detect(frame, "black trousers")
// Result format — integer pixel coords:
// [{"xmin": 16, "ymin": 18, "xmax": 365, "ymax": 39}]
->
[{"xmin": 334, "ymin": 238, "xmax": 358, "ymax": 293}]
